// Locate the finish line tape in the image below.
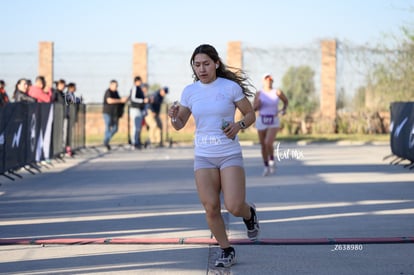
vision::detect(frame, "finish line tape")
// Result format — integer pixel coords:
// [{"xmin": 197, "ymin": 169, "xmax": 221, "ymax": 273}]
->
[{"xmin": 1, "ymin": 237, "xmax": 413, "ymax": 246}]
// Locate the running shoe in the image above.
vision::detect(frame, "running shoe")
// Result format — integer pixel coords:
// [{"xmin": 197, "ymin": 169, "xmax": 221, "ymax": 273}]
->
[
  {"xmin": 269, "ymin": 160, "xmax": 276, "ymax": 174},
  {"xmin": 215, "ymin": 247, "xmax": 236, "ymax": 268},
  {"xmin": 262, "ymin": 166, "xmax": 271, "ymax": 176},
  {"xmin": 243, "ymin": 203, "xmax": 260, "ymax": 240}
]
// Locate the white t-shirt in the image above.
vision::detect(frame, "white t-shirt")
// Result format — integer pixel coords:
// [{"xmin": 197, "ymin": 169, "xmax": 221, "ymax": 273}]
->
[{"xmin": 180, "ymin": 77, "xmax": 245, "ymax": 157}]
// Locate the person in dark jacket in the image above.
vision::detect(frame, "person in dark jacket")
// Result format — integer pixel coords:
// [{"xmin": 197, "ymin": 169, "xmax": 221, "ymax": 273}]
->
[
  {"xmin": 13, "ymin": 79, "xmax": 36, "ymax": 103},
  {"xmin": 102, "ymin": 80, "xmax": 129, "ymax": 150},
  {"xmin": 0, "ymin": 80, "xmax": 10, "ymax": 106},
  {"xmin": 147, "ymin": 86, "xmax": 169, "ymax": 147},
  {"xmin": 52, "ymin": 79, "xmax": 66, "ymax": 104}
]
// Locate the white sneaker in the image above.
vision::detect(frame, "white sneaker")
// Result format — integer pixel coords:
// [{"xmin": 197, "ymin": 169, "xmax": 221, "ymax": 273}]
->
[
  {"xmin": 215, "ymin": 247, "xmax": 236, "ymax": 267},
  {"xmin": 269, "ymin": 160, "xmax": 276, "ymax": 174},
  {"xmin": 262, "ymin": 166, "xmax": 270, "ymax": 176}
]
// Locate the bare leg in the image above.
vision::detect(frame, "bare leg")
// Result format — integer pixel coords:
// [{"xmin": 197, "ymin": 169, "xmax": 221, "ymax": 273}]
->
[
  {"xmin": 264, "ymin": 127, "xmax": 279, "ymax": 160},
  {"xmin": 220, "ymin": 166, "xmax": 252, "ymax": 220},
  {"xmin": 195, "ymin": 168, "xmax": 230, "ymax": 248},
  {"xmin": 258, "ymin": 129, "xmax": 268, "ymax": 163}
]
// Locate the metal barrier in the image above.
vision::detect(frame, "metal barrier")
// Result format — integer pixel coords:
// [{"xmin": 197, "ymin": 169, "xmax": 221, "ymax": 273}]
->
[
  {"xmin": 388, "ymin": 102, "xmax": 414, "ymax": 169},
  {"xmin": 0, "ymin": 102, "xmax": 86, "ymax": 179}
]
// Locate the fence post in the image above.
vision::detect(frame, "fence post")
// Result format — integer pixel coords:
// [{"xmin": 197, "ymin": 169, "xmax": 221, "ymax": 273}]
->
[
  {"xmin": 132, "ymin": 43, "xmax": 148, "ymax": 82},
  {"xmin": 320, "ymin": 40, "xmax": 337, "ymax": 121},
  {"xmin": 227, "ymin": 41, "xmax": 243, "ymax": 123},
  {"xmin": 38, "ymin": 41, "xmax": 54, "ymax": 90},
  {"xmin": 227, "ymin": 41, "xmax": 242, "ymax": 71}
]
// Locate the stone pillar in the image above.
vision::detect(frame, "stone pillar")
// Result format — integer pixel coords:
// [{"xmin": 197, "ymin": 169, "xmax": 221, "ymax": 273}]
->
[
  {"xmin": 132, "ymin": 43, "xmax": 148, "ymax": 82},
  {"xmin": 320, "ymin": 40, "xmax": 337, "ymax": 120},
  {"xmin": 227, "ymin": 41, "xmax": 242, "ymax": 71},
  {"xmin": 227, "ymin": 41, "xmax": 244, "ymax": 124},
  {"xmin": 38, "ymin": 41, "xmax": 54, "ymax": 89}
]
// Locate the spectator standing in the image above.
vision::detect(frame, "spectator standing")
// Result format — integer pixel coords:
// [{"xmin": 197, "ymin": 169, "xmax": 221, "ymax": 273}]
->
[
  {"xmin": 26, "ymin": 79, "xmax": 32, "ymax": 90},
  {"xmin": 147, "ymin": 86, "xmax": 169, "ymax": 147},
  {"xmin": 103, "ymin": 80, "xmax": 129, "ymax": 150},
  {"xmin": 140, "ymin": 83, "xmax": 152, "ymax": 148},
  {"xmin": 13, "ymin": 79, "xmax": 36, "ymax": 103},
  {"xmin": 129, "ymin": 76, "xmax": 147, "ymax": 149},
  {"xmin": 53, "ymin": 79, "xmax": 66, "ymax": 104},
  {"xmin": 66, "ymin": 82, "xmax": 81, "ymax": 104},
  {"xmin": 64, "ymin": 82, "xmax": 81, "ymax": 156},
  {"xmin": 0, "ymin": 80, "xmax": 10, "ymax": 106},
  {"xmin": 28, "ymin": 76, "xmax": 52, "ymax": 103}
]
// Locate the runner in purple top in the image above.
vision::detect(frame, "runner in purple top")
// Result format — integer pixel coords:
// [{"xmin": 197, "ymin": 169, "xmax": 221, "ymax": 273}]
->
[{"xmin": 253, "ymin": 73, "xmax": 289, "ymax": 176}]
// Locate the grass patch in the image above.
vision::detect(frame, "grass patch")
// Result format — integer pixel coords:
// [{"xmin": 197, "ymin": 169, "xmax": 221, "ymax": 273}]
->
[
  {"xmin": 85, "ymin": 131, "xmax": 389, "ymax": 146},
  {"xmin": 275, "ymin": 133, "xmax": 390, "ymax": 143},
  {"xmin": 239, "ymin": 132, "xmax": 389, "ymax": 144}
]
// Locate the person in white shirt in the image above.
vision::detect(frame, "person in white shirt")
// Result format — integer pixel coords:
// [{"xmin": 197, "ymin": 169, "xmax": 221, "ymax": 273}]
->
[
  {"xmin": 168, "ymin": 44, "xmax": 259, "ymax": 268},
  {"xmin": 129, "ymin": 76, "xmax": 148, "ymax": 149}
]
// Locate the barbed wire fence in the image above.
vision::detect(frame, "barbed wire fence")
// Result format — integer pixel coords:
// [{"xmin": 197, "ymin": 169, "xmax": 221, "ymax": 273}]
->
[
  {"xmin": 0, "ymin": 40, "xmax": 392, "ymax": 136},
  {"xmin": 243, "ymin": 42, "xmax": 321, "ymax": 94},
  {"xmin": 0, "ymin": 51, "xmax": 37, "ymax": 91},
  {"xmin": 0, "ymin": 41, "xmax": 388, "ymax": 102}
]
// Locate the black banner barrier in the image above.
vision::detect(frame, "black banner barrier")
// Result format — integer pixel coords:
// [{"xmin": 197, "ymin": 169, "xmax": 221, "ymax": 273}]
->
[
  {"xmin": 390, "ymin": 102, "xmax": 414, "ymax": 162},
  {"xmin": 66, "ymin": 104, "xmax": 85, "ymax": 151},
  {"xmin": 0, "ymin": 104, "xmax": 14, "ymax": 173},
  {"xmin": 24, "ymin": 103, "xmax": 40, "ymax": 165},
  {"xmin": 4, "ymin": 103, "xmax": 29, "ymax": 172},
  {"xmin": 0, "ymin": 102, "xmax": 86, "ymax": 176},
  {"xmin": 73, "ymin": 104, "xmax": 86, "ymax": 150},
  {"xmin": 0, "ymin": 107, "xmax": 5, "ymax": 173},
  {"xmin": 52, "ymin": 103, "xmax": 65, "ymax": 157}
]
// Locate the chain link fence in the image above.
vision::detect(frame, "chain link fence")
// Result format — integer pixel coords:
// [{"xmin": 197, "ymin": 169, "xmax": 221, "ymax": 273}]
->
[{"xmin": 1, "ymin": 41, "xmax": 392, "ymax": 137}]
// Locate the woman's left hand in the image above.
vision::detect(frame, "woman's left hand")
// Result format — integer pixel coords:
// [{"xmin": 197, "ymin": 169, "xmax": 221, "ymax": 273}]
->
[{"xmin": 222, "ymin": 122, "xmax": 240, "ymax": 140}]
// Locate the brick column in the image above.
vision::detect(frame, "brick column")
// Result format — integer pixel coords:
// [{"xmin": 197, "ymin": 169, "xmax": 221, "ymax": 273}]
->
[
  {"xmin": 227, "ymin": 41, "xmax": 242, "ymax": 71},
  {"xmin": 227, "ymin": 41, "xmax": 244, "ymax": 124},
  {"xmin": 132, "ymin": 43, "xmax": 148, "ymax": 82},
  {"xmin": 38, "ymin": 41, "xmax": 54, "ymax": 89},
  {"xmin": 320, "ymin": 40, "xmax": 337, "ymax": 120}
]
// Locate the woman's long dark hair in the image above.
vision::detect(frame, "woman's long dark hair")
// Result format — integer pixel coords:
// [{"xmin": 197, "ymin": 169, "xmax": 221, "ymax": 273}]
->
[
  {"xmin": 190, "ymin": 44, "xmax": 256, "ymax": 97},
  {"xmin": 13, "ymin": 78, "xmax": 27, "ymax": 100}
]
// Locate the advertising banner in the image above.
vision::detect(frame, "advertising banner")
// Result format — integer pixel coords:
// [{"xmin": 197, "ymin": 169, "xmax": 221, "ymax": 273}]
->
[{"xmin": 390, "ymin": 102, "xmax": 414, "ymax": 162}]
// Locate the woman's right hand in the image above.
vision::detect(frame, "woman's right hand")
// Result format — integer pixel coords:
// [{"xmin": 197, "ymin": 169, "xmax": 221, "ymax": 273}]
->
[{"xmin": 168, "ymin": 101, "xmax": 179, "ymax": 120}]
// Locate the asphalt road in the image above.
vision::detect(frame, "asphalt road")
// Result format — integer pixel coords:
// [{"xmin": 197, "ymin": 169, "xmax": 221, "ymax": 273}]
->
[{"xmin": 0, "ymin": 142, "xmax": 413, "ymax": 275}]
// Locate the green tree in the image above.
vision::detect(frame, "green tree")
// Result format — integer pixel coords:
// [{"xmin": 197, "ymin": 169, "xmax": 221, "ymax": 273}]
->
[
  {"xmin": 364, "ymin": 27, "xmax": 414, "ymax": 111},
  {"xmin": 281, "ymin": 65, "xmax": 318, "ymax": 115},
  {"xmin": 353, "ymin": 86, "xmax": 366, "ymax": 110},
  {"xmin": 336, "ymin": 87, "xmax": 347, "ymax": 110}
]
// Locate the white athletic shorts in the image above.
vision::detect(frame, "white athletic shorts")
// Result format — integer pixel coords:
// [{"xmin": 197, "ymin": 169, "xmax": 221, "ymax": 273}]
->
[
  {"xmin": 194, "ymin": 153, "xmax": 244, "ymax": 171},
  {"xmin": 255, "ymin": 114, "xmax": 280, "ymax": 131}
]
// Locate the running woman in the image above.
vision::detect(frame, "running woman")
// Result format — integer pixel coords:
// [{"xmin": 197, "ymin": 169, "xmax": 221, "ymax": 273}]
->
[
  {"xmin": 253, "ymin": 73, "xmax": 288, "ymax": 176},
  {"xmin": 168, "ymin": 44, "xmax": 260, "ymax": 268}
]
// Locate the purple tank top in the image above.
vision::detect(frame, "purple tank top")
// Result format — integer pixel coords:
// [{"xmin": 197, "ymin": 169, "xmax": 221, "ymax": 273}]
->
[{"xmin": 259, "ymin": 89, "xmax": 279, "ymax": 115}]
